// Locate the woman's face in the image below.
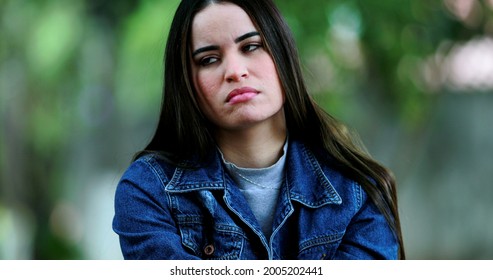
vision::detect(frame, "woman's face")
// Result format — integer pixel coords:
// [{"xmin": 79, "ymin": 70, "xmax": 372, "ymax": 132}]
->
[{"xmin": 190, "ymin": 3, "xmax": 285, "ymax": 131}]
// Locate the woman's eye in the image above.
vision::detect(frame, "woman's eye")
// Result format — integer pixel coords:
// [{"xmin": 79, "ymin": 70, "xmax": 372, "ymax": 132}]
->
[
  {"xmin": 199, "ymin": 57, "xmax": 218, "ymax": 66},
  {"xmin": 243, "ymin": 43, "xmax": 261, "ymax": 52}
]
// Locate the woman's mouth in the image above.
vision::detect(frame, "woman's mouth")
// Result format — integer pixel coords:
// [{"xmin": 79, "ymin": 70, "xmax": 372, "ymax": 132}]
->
[{"xmin": 226, "ymin": 87, "xmax": 259, "ymax": 104}]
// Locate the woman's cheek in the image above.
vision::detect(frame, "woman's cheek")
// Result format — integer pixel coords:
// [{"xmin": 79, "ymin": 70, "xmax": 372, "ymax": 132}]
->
[
  {"xmin": 196, "ymin": 81, "xmax": 221, "ymax": 119},
  {"xmin": 200, "ymin": 79, "xmax": 221, "ymax": 103}
]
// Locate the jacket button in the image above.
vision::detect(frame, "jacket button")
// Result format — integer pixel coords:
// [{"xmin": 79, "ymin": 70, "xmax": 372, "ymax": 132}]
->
[{"xmin": 204, "ymin": 244, "xmax": 215, "ymax": 256}]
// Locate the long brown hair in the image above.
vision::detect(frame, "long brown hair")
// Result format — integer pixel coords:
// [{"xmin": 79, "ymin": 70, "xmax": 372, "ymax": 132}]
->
[{"xmin": 141, "ymin": 0, "xmax": 405, "ymax": 259}]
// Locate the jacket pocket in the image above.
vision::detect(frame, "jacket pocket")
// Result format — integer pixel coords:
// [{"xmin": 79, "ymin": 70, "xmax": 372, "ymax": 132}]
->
[
  {"xmin": 177, "ymin": 214, "xmax": 245, "ymax": 260},
  {"xmin": 292, "ymin": 233, "xmax": 344, "ymax": 260}
]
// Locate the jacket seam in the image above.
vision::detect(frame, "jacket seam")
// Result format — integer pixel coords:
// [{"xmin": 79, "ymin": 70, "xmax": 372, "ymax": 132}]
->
[
  {"xmin": 298, "ymin": 233, "xmax": 345, "ymax": 252},
  {"xmin": 353, "ymin": 181, "xmax": 363, "ymax": 213}
]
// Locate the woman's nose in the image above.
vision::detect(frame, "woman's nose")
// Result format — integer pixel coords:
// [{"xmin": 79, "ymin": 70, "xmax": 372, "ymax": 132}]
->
[{"xmin": 224, "ymin": 55, "xmax": 249, "ymax": 82}]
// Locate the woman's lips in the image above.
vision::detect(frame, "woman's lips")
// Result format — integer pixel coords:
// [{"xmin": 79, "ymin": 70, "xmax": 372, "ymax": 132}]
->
[{"xmin": 226, "ymin": 87, "xmax": 259, "ymax": 104}]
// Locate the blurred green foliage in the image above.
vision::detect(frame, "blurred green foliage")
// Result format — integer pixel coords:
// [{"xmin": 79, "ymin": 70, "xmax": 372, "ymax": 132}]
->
[{"xmin": 1, "ymin": 0, "xmax": 492, "ymax": 259}]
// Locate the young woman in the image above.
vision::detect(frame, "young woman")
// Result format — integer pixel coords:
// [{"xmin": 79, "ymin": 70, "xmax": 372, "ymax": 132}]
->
[{"xmin": 113, "ymin": 0, "xmax": 405, "ymax": 260}]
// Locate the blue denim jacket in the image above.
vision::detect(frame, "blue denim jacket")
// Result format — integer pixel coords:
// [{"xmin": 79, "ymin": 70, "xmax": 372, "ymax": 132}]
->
[{"xmin": 113, "ymin": 140, "xmax": 398, "ymax": 259}]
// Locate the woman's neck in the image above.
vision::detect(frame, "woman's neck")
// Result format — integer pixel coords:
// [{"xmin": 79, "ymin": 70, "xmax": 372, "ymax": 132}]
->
[{"xmin": 215, "ymin": 113, "xmax": 287, "ymax": 168}]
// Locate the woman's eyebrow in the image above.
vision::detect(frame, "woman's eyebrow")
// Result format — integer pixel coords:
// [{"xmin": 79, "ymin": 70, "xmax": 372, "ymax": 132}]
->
[
  {"xmin": 192, "ymin": 45, "xmax": 219, "ymax": 57},
  {"xmin": 234, "ymin": 31, "xmax": 260, "ymax": 43},
  {"xmin": 192, "ymin": 31, "xmax": 260, "ymax": 58}
]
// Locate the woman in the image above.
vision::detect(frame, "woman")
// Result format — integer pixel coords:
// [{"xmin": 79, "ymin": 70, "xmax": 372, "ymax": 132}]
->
[{"xmin": 113, "ymin": 0, "xmax": 405, "ymax": 260}]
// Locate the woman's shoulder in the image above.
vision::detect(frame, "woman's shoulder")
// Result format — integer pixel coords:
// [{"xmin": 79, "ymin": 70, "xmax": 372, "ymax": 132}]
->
[
  {"xmin": 293, "ymin": 141, "xmax": 349, "ymax": 179},
  {"xmin": 297, "ymin": 141, "xmax": 365, "ymax": 193},
  {"xmin": 119, "ymin": 152, "xmax": 178, "ymax": 187}
]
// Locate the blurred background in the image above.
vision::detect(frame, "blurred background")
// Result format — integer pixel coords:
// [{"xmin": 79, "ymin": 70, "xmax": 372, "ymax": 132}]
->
[{"xmin": 1, "ymin": 0, "xmax": 492, "ymax": 259}]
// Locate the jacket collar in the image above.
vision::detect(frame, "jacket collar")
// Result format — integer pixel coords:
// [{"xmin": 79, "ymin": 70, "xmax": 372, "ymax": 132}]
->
[
  {"xmin": 285, "ymin": 141, "xmax": 342, "ymax": 207},
  {"xmin": 165, "ymin": 140, "xmax": 342, "ymax": 207}
]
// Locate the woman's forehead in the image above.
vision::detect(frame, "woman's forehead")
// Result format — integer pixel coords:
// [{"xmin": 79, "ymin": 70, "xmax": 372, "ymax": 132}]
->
[{"xmin": 191, "ymin": 3, "xmax": 257, "ymax": 42}]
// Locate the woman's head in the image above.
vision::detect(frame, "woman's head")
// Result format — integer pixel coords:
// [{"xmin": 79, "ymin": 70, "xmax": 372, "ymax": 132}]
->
[
  {"xmin": 189, "ymin": 2, "xmax": 285, "ymax": 132},
  {"xmin": 148, "ymin": 0, "xmax": 313, "ymax": 160}
]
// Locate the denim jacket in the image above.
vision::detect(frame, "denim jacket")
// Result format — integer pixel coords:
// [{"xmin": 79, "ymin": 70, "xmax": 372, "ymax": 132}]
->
[{"xmin": 113, "ymin": 140, "xmax": 398, "ymax": 259}]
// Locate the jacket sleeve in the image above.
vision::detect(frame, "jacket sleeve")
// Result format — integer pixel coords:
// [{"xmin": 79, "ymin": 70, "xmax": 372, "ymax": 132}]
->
[
  {"xmin": 112, "ymin": 158, "xmax": 200, "ymax": 260},
  {"xmin": 334, "ymin": 184, "xmax": 399, "ymax": 260}
]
